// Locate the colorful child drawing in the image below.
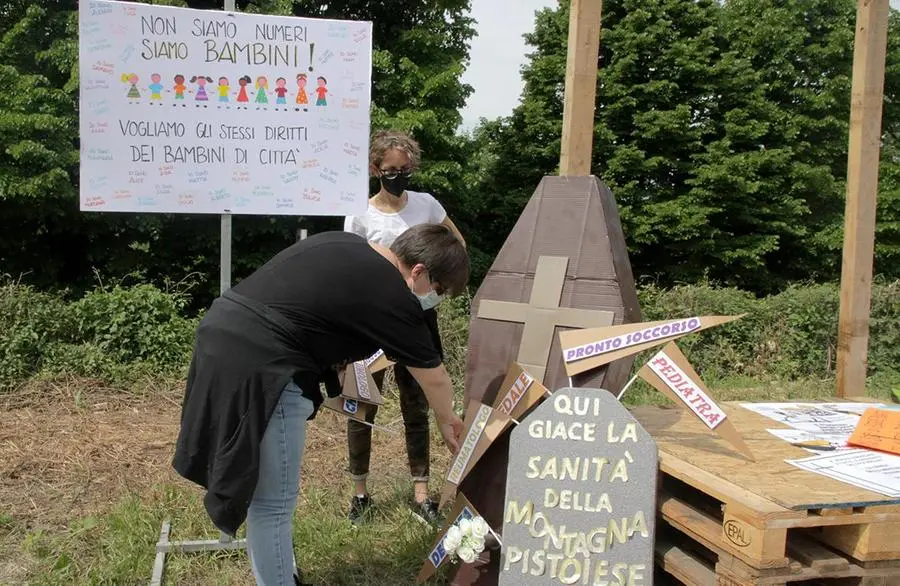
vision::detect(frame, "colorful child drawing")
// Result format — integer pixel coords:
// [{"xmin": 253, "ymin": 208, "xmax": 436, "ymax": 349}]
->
[
  {"xmin": 315, "ymin": 76, "xmax": 328, "ymax": 106},
  {"xmin": 190, "ymin": 75, "xmax": 212, "ymax": 101},
  {"xmin": 255, "ymin": 76, "xmax": 269, "ymax": 105},
  {"xmin": 121, "ymin": 73, "xmax": 140, "ymax": 99},
  {"xmin": 274, "ymin": 77, "xmax": 288, "ymax": 105},
  {"xmin": 173, "ymin": 74, "xmax": 186, "ymax": 100},
  {"xmin": 148, "ymin": 73, "xmax": 163, "ymax": 101},
  {"xmin": 237, "ymin": 75, "xmax": 251, "ymax": 105},
  {"xmin": 295, "ymin": 74, "xmax": 309, "ymax": 106},
  {"xmin": 217, "ymin": 77, "xmax": 230, "ymax": 103}
]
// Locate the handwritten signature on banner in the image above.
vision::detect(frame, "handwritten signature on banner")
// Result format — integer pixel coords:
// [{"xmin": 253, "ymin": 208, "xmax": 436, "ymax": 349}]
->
[
  {"xmin": 188, "ymin": 171, "xmax": 209, "ymax": 184},
  {"xmin": 88, "ymin": 2, "xmax": 113, "ymax": 16}
]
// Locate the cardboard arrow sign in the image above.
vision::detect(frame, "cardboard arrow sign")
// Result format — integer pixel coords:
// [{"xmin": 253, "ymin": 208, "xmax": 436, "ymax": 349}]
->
[
  {"xmin": 638, "ymin": 341, "xmax": 754, "ymax": 460},
  {"xmin": 492, "ymin": 362, "xmax": 552, "ymax": 422},
  {"xmin": 339, "ymin": 349, "xmax": 395, "ymax": 406},
  {"xmin": 558, "ymin": 315, "xmax": 743, "ymax": 376},
  {"xmin": 416, "ymin": 492, "xmax": 489, "ymax": 583},
  {"xmin": 320, "ymin": 395, "xmax": 375, "ymax": 424},
  {"xmin": 439, "ymin": 401, "xmax": 513, "ymax": 508}
]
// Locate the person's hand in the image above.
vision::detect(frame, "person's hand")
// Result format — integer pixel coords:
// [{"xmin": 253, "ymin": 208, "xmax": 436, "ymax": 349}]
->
[{"xmin": 438, "ymin": 413, "xmax": 464, "ymax": 455}]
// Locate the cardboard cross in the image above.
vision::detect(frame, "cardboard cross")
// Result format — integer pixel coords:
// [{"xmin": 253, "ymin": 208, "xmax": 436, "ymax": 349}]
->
[{"xmin": 476, "ymin": 255, "xmax": 615, "ymax": 382}]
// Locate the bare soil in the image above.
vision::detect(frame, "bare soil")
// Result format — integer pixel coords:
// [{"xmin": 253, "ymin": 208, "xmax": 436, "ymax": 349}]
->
[{"xmin": 0, "ymin": 378, "xmax": 424, "ymax": 530}]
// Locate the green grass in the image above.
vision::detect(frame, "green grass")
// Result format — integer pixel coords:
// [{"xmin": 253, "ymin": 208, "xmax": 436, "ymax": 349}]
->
[
  {"xmin": 3, "ymin": 484, "xmax": 456, "ymax": 586},
  {"xmin": 1, "ymin": 374, "xmax": 895, "ymax": 585}
]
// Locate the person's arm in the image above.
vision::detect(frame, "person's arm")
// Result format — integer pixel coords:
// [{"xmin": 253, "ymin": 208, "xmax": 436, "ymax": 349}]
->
[
  {"xmin": 406, "ymin": 364, "xmax": 463, "ymax": 453},
  {"xmin": 426, "ymin": 192, "xmax": 466, "ymax": 248}
]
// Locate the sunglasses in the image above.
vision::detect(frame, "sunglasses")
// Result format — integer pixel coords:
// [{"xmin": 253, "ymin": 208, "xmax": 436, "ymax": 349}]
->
[{"xmin": 379, "ymin": 168, "xmax": 413, "ymax": 181}]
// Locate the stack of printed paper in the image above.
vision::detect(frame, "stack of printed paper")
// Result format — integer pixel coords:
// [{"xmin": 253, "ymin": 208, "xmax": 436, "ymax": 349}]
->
[
  {"xmin": 785, "ymin": 449, "xmax": 900, "ymax": 498},
  {"xmin": 741, "ymin": 402, "xmax": 900, "ymax": 497},
  {"xmin": 741, "ymin": 402, "xmax": 877, "ymax": 451}
]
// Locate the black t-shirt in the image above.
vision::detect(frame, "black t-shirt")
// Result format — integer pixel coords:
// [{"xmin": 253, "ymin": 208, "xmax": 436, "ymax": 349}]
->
[{"xmin": 232, "ymin": 231, "xmax": 441, "ymax": 391}]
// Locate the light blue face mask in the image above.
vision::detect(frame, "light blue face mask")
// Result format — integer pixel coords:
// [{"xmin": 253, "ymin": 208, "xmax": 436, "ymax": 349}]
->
[
  {"xmin": 416, "ymin": 289, "xmax": 443, "ymax": 311},
  {"xmin": 411, "ymin": 268, "xmax": 443, "ymax": 310}
]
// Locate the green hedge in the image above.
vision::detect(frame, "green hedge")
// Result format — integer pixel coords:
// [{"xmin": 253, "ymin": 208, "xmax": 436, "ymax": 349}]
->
[
  {"xmin": 636, "ymin": 281, "xmax": 900, "ymax": 381},
  {"xmin": 2, "ymin": 279, "xmax": 899, "ymax": 392},
  {"xmin": 0, "ymin": 281, "xmax": 197, "ymax": 390}
]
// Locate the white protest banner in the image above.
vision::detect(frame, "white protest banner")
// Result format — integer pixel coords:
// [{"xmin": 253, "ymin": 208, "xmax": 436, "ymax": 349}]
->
[{"xmin": 78, "ymin": 0, "xmax": 372, "ymax": 215}]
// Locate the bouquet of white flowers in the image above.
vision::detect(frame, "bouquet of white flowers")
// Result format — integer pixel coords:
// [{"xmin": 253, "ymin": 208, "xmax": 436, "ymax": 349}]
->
[{"xmin": 441, "ymin": 515, "xmax": 490, "ymax": 564}]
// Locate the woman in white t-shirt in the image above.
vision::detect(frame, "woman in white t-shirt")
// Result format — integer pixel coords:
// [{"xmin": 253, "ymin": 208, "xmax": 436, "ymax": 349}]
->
[{"xmin": 343, "ymin": 130, "xmax": 466, "ymax": 525}]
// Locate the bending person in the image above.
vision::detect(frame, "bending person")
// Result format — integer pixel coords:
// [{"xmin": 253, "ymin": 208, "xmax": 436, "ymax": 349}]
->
[
  {"xmin": 172, "ymin": 224, "xmax": 467, "ymax": 586},
  {"xmin": 343, "ymin": 130, "xmax": 466, "ymax": 524}
]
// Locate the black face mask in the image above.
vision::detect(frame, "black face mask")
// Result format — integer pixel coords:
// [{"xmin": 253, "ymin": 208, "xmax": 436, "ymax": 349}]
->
[{"xmin": 380, "ymin": 173, "xmax": 410, "ymax": 197}]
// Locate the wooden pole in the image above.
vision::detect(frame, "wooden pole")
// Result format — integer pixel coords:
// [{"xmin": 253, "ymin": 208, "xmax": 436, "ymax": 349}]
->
[
  {"xmin": 559, "ymin": 0, "xmax": 603, "ymax": 176},
  {"xmin": 836, "ymin": 0, "xmax": 889, "ymax": 398}
]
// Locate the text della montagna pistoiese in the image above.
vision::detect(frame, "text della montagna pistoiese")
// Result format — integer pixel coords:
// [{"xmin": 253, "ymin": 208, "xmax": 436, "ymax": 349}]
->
[{"xmin": 503, "ymin": 394, "xmax": 650, "ymax": 586}]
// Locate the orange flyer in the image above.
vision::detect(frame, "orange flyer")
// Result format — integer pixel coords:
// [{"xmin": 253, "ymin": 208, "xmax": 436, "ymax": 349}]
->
[{"xmin": 848, "ymin": 407, "xmax": 900, "ymax": 456}]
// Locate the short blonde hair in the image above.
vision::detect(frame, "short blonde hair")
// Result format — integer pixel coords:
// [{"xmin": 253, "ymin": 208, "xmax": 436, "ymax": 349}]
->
[{"xmin": 369, "ymin": 130, "xmax": 422, "ymax": 170}]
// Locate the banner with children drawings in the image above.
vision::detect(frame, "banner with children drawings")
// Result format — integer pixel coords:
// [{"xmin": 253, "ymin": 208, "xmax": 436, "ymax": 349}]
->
[{"xmin": 78, "ymin": 0, "xmax": 372, "ymax": 215}]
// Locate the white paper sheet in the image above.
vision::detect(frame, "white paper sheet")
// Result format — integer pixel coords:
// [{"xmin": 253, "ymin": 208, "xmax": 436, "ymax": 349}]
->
[
  {"xmin": 741, "ymin": 402, "xmax": 859, "ymax": 426},
  {"xmin": 787, "ymin": 449, "xmax": 900, "ymax": 497}
]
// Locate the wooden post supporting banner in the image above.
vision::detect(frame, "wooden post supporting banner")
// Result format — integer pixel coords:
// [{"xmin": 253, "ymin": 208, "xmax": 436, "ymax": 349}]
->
[
  {"xmin": 558, "ymin": 0, "xmax": 603, "ymax": 176},
  {"xmin": 837, "ymin": 0, "xmax": 889, "ymax": 398}
]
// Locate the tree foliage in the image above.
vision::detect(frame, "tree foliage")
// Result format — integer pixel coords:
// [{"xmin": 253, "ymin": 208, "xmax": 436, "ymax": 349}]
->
[
  {"xmin": 0, "ymin": 0, "xmax": 475, "ymax": 308},
  {"xmin": 472, "ymin": 0, "xmax": 900, "ymax": 293},
  {"xmin": 3, "ymin": 0, "xmax": 900, "ymax": 301}
]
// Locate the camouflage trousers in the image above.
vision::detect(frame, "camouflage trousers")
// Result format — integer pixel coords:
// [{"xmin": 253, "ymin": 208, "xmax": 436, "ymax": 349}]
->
[{"xmin": 347, "ymin": 365, "xmax": 431, "ymax": 482}]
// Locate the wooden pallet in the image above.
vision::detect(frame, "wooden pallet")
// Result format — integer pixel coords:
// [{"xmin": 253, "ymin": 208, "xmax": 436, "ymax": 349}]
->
[
  {"xmin": 630, "ymin": 402, "xmax": 900, "ymax": 585},
  {"xmin": 655, "ymin": 534, "xmax": 900, "ymax": 586},
  {"xmin": 654, "ymin": 489, "xmax": 900, "ymax": 585}
]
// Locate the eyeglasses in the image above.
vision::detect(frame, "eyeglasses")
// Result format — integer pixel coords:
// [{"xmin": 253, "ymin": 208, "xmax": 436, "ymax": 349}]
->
[{"xmin": 379, "ymin": 168, "xmax": 413, "ymax": 180}]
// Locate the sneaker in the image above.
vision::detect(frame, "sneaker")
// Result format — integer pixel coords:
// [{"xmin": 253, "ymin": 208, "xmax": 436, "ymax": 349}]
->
[
  {"xmin": 348, "ymin": 494, "xmax": 373, "ymax": 525},
  {"xmin": 413, "ymin": 497, "xmax": 440, "ymax": 523},
  {"xmin": 293, "ymin": 569, "xmax": 313, "ymax": 586}
]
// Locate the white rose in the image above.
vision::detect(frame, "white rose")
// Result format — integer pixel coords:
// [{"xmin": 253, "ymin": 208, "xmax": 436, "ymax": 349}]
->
[
  {"xmin": 443, "ymin": 526, "xmax": 462, "ymax": 554},
  {"xmin": 471, "ymin": 539, "xmax": 485, "ymax": 554},
  {"xmin": 470, "ymin": 517, "xmax": 489, "ymax": 541},
  {"xmin": 457, "ymin": 544, "xmax": 476, "ymax": 564},
  {"xmin": 457, "ymin": 518, "xmax": 473, "ymax": 537}
]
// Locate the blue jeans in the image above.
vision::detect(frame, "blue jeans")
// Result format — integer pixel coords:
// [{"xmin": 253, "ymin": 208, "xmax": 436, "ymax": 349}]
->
[{"xmin": 246, "ymin": 381, "xmax": 315, "ymax": 585}]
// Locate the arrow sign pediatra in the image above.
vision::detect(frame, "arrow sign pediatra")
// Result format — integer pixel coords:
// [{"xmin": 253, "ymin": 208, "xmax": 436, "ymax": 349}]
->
[
  {"xmin": 492, "ymin": 362, "xmax": 551, "ymax": 422},
  {"xmin": 439, "ymin": 400, "xmax": 513, "ymax": 509},
  {"xmin": 558, "ymin": 314, "xmax": 743, "ymax": 376},
  {"xmin": 339, "ymin": 349, "xmax": 395, "ymax": 406},
  {"xmin": 416, "ymin": 493, "xmax": 490, "ymax": 583},
  {"xmin": 639, "ymin": 341, "xmax": 754, "ymax": 460}
]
